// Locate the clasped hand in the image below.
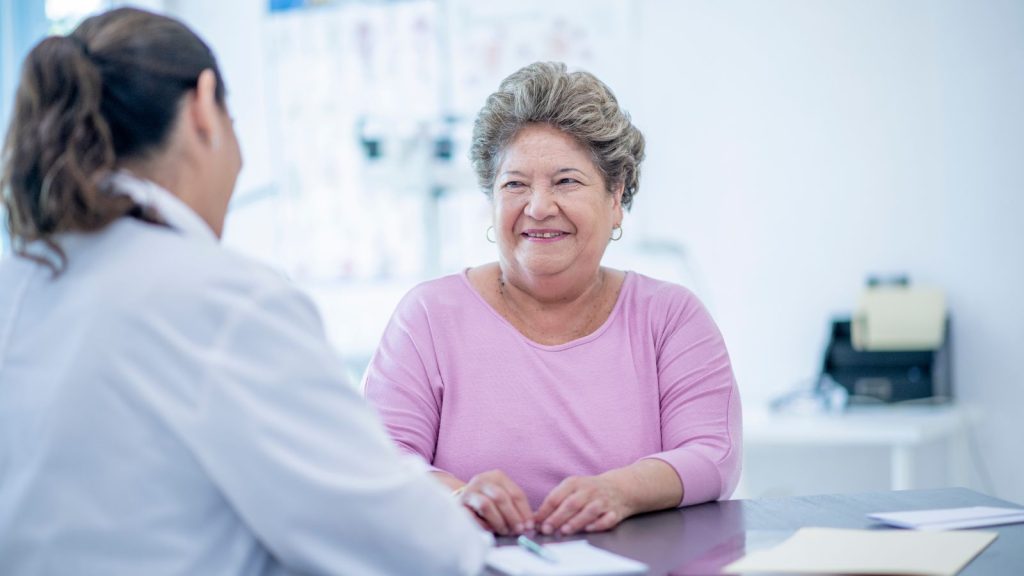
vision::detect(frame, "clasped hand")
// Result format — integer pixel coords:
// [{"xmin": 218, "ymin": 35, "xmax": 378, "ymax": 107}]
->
[{"xmin": 455, "ymin": 470, "xmax": 630, "ymax": 536}]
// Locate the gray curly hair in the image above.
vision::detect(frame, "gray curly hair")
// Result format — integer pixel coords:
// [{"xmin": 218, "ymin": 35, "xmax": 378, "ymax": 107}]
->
[{"xmin": 469, "ymin": 61, "xmax": 645, "ymax": 210}]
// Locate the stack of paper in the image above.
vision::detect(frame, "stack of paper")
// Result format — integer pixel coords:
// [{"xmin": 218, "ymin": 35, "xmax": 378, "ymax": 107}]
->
[
  {"xmin": 723, "ymin": 527, "xmax": 996, "ymax": 576},
  {"xmin": 486, "ymin": 540, "xmax": 647, "ymax": 576},
  {"xmin": 868, "ymin": 506, "xmax": 1024, "ymax": 531},
  {"xmin": 852, "ymin": 286, "xmax": 946, "ymax": 351}
]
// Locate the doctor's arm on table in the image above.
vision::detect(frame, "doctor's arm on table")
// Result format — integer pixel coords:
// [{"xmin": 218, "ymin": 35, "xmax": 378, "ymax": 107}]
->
[{"xmin": 170, "ymin": 285, "xmax": 489, "ymax": 576}]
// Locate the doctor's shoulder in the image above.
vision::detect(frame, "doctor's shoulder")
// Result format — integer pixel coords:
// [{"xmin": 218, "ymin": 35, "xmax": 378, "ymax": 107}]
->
[{"xmin": 104, "ymin": 218, "xmax": 310, "ymax": 326}]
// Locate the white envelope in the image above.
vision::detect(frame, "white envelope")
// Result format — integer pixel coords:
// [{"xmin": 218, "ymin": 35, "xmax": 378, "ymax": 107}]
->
[{"xmin": 868, "ymin": 505, "xmax": 1024, "ymax": 531}]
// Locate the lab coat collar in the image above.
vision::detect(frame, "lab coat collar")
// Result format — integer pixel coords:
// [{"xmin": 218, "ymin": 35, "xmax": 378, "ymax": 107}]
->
[{"xmin": 107, "ymin": 171, "xmax": 218, "ymax": 244}]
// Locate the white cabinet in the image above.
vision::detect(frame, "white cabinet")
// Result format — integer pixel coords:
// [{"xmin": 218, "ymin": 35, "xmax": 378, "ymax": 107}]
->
[{"xmin": 737, "ymin": 404, "xmax": 973, "ymax": 498}]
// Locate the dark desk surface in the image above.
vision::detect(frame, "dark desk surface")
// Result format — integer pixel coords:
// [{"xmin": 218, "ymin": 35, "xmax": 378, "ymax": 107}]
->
[{"xmin": 489, "ymin": 488, "xmax": 1024, "ymax": 575}]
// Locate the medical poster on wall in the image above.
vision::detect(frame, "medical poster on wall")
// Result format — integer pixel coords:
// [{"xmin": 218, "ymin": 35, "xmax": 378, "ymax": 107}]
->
[
  {"xmin": 261, "ymin": 0, "xmax": 635, "ymax": 281},
  {"xmin": 445, "ymin": 0, "xmax": 635, "ymax": 118}
]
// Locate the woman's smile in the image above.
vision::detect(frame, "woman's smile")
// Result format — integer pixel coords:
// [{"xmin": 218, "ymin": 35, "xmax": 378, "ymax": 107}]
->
[{"xmin": 522, "ymin": 228, "xmax": 570, "ymax": 242}]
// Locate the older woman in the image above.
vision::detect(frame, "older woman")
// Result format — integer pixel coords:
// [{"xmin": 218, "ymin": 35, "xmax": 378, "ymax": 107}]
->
[{"xmin": 364, "ymin": 62, "xmax": 741, "ymax": 537}]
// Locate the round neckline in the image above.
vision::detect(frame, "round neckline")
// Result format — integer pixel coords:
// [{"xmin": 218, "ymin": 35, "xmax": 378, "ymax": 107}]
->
[{"xmin": 458, "ymin": 268, "xmax": 633, "ymax": 351}]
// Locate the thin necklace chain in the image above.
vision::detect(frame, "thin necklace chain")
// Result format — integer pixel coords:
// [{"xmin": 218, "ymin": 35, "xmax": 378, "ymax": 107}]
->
[{"xmin": 497, "ymin": 269, "xmax": 608, "ymax": 342}]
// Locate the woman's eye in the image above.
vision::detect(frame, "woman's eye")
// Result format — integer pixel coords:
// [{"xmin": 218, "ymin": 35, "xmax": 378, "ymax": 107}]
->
[
  {"xmin": 502, "ymin": 181, "xmax": 525, "ymax": 190},
  {"xmin": 557, "ymin": 178, "xmax": 580, "ymax": 186}
]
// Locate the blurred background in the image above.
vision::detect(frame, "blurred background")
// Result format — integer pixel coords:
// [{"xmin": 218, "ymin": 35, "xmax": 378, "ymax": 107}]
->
[{"xmin": 2, "ymin": 0, "xmax": 1022, "ymax": 505}]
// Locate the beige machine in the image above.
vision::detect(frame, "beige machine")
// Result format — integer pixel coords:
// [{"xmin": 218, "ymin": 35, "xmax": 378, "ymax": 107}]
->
[
  {"xmin": 852, "ymin": 285, "xmax": 946, "ymax": 352},
  {"xmin": 822, "ymin": 278, "xmax": 951, "ymax": 403}
]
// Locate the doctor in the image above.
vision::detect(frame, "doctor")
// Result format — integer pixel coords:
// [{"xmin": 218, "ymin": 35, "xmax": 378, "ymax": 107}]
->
[{"xmin": 0, "ymin": 7, "xmax": 488, "ymax": 575}]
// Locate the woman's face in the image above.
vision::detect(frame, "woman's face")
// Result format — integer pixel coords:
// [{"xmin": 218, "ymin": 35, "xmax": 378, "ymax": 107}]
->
[
  {"xmin": 182, "ymin": 69, "xmax": 242, "ymax": 238},
  {"xmin": 492, "ymin": 123, "xmax": 623, "ymax": 287},
  {"xmin": 212, "ymin": 110, "xmax": 242, "ymax": 227}
]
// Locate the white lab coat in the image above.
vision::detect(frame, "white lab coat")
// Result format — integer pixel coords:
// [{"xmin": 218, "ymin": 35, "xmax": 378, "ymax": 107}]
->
[{"xmin": 0, "ymin": 173, "xmax": 490, "ymax": 575}]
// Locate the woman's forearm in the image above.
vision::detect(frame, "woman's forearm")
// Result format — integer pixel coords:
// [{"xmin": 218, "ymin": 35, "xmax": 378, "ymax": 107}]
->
[{"xmin": 599, "ymin": 458, "xmax": 683, "ymax": 517}]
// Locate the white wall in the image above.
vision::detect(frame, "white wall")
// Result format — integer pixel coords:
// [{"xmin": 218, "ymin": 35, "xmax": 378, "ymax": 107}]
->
[
  {"xmin": 164, "ymin": 0, "xmax": 273, "ymax": 198},
  {"xmin": 632, "ymin": 0, "xmax": 1024, "ymax": 502}
]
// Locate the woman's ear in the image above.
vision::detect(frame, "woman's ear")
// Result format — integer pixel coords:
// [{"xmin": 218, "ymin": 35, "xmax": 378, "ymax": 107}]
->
[
  {"xmin": 612, "ymin": 180, "xmax": 625, "ymax": 222},
  {"xmin": 191, "ymin": 69, "xmax": 222, "ymax": 150}
]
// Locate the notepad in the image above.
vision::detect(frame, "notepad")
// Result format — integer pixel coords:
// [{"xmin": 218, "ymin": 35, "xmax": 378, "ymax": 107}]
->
[
  {"xmin": 868, "ymin": 506, "xmax": 1024, "ymax": 531},
  {"xmin": 722, "ymin": 527, "xmax": 996, "ymax": 576},
  {"xmin": 486, "ymin": 540, "xmax": 648, "ymax": 576}
]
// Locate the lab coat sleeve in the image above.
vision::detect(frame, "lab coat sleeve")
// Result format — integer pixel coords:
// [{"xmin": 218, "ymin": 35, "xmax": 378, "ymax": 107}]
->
[{"xmin": 180, "ymin": 283, "xmax": 491, "ymax": 575}]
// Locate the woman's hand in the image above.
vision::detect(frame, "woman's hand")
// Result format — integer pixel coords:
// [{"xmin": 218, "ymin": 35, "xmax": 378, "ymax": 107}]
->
[
  {"xmin": 533, "ymin": 475, "xmax": 632, "ymax": 536},
  {"xmin": 535, "ymin": 460, "xmax": 683, "ymax": 536},
  {"xmin": 455, "ymin": 470, "xmax": 533, "ymax": 536}
]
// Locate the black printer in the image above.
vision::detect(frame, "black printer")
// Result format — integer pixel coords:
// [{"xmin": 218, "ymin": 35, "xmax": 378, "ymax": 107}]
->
[
  {"xmin": 819, "ymin": 277, "xmax": 952, "ymax": 404},
  {"xmin": 820, "ymin": 318, "xmax": 952, "ymax": 403}
]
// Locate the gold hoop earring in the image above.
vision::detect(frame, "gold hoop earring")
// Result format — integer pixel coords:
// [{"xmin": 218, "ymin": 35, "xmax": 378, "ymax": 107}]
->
[
  {"xmin": 486, "ymin": 226, "xmax": 496, "ymax": 244},
  {"xmin": 610, "ymin": 225, "xmax": 623, "ymax": 241}
]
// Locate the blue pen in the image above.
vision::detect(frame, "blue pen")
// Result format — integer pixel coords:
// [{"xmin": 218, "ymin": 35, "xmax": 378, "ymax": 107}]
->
[{"xmin": 517, "ymin": 535, "xmax": 559, "ymax": 564}]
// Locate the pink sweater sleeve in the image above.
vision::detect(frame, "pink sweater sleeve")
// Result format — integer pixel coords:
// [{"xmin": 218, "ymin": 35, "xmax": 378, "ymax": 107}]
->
[
  {"xmin": 644, "ymin": 286, "xmax": 742, "ymax": 506},
  {"xmin": 363, "ymin": 292, "xmax": 443, "ymax": 468}
]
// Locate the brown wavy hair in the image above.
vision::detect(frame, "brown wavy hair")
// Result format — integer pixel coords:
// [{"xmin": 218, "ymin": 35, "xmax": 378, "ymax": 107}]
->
[
  {"xmin": 470, "ymin": 61, "xmax": 645, "ymax": 210},
  {"xmin": 1, "ymin": 7, "xmax": 226, "ymax": 275}
]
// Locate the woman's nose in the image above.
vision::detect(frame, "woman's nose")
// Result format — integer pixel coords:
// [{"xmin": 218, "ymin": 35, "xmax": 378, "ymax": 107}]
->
[{"xmin": 524, "ymin": 187, "xmax": 558, "ymax": 220}]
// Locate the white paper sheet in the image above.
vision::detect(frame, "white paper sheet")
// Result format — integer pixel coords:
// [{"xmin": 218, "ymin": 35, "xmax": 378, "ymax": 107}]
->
[
  {"xmin": 723, "ymin": 527, "xmax": 996, "ymax": 576},
  {"xmin": 868, "ymin": 506, "xmax": 1024, "ymax": 531},
  {"xmin": 486, "ymin": 540, "xmax": 648, "ymax": 576}
]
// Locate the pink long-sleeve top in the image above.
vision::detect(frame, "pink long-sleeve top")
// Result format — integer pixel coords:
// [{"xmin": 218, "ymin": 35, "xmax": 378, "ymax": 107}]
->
[{"xmin": 363, "ymin": 270, "xmax": 741, "ymax": 509}]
